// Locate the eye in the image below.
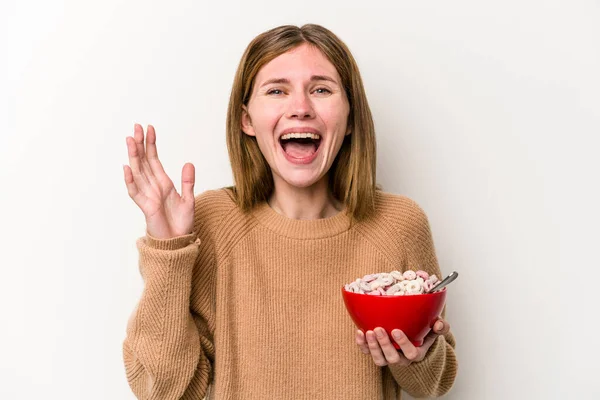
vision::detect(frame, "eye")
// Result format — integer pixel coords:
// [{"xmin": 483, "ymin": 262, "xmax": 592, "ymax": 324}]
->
[
  {"xmin": 267, "ymin": 89, "xmax": 284, "ymax": 95},
  {"xmin": 314, "ymin": 87, "xmax": 332, "ymax": 94}
]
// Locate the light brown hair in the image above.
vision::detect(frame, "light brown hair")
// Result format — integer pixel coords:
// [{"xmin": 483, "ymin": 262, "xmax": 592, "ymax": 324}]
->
[{"xmin": 226, "ymin": 24, "xmax": 378, "ymax": 220}]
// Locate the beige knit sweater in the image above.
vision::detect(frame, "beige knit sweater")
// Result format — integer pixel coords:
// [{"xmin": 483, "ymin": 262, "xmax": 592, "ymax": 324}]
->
[{"xmin": 123, "ymin": 188, "xmax": 457, "ymax": 399}]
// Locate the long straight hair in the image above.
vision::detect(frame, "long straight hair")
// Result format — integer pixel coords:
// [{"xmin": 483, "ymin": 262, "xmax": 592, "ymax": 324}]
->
[{"xmin": 226, "ymin": 24, "xmax": 378, "ymax": 220}]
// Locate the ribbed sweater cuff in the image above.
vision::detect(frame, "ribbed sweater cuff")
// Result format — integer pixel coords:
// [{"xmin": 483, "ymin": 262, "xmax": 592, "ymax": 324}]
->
[
  {"xmin": 388, "ymin": 335, "xmax": 457, "ymax": 397},
  {"xmin": 144, "ymin": 231, "xmax": 200, "ymax": 251}
]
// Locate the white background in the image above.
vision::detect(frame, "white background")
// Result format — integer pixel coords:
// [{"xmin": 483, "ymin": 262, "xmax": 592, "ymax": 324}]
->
[{"xmin": 1, "ymin": 0, "xmax": 599, "ymax": 399}]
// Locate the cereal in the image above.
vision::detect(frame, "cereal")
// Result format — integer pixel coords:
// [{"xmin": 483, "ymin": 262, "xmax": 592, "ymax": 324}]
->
[
  {"xmin": 423, "ymin": 280, "xmax": 433, "ymax": 292},
  {"xmin": 362, "ymin": 274, "xmax": 378, "ymax": 282},
  {"xmin": 358, "ymin": 280, "xmax": 372, "ymax": 292},
  {"xmin": 403, "ymin": 270, "xmax": 417, "ymax": 281},
  {"xmin": 344, "ymin": 270, "xmax": 442, "ymax": 296},
  {"xmin": 390, "ymin": 270, "xmax": 404, "ymax": 281},
  {"xmin": 416, "ymin": 270, "xmax": 429, "ymax": 280},
  {"xmin": 385, "ymin": 283, "xmax": 405, "ymax": 296},
  {"xmin": 405, "ymin": 280, "xmax": 422, "ymax": 294}
]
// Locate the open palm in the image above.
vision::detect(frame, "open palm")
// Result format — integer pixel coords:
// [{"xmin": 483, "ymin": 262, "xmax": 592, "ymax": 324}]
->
[{"xmin": 123, "ymin": 124, "xmax": 195, "ymax": 239}]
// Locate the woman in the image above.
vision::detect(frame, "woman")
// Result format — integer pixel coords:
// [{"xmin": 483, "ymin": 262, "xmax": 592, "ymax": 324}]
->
[{"xmin": 123, "ymin": 24, "xmax": 457, "ymax": 399}]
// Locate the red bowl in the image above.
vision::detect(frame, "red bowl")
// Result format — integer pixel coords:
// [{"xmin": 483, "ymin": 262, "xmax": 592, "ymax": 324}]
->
[{"xmin": 342, "ymin": 287, "xmax": 447, "ymax": 349}]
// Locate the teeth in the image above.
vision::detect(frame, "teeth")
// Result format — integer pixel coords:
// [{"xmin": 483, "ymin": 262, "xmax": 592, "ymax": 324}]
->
[{"xmin": 280, "ymin": 132, "xmax": 321, "ymax": 140}]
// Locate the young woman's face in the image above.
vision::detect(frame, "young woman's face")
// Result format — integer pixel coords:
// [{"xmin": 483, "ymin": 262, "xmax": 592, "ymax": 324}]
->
[{"xmin": 242, "ymin": 43, "xmax": 351, "ymax": 190}]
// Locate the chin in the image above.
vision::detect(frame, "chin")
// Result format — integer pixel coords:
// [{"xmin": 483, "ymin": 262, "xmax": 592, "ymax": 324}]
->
[
  {"xmin": 277, "ymin": 169, "xmax": 323, "ymax": 189},
  {"xmin": 282, "ymin": 177, "xmax": 319, "ymax": 189}
]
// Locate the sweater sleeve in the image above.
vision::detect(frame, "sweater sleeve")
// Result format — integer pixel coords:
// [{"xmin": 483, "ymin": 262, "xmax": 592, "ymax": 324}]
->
[
  {"xmin": 387, "ymin": 199, "xmax": 458, "ymax": 397},
  {"xmin": 122, "ymin": 230, "xmax": 215, "ymax": 400},
  {"xmin": 388, "ymin": 312, "xmax": 458, "ymax": 398}
]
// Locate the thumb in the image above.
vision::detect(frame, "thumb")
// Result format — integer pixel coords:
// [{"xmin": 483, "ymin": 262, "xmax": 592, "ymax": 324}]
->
[
  {"xmin": 433, "ymin": 318, "xmax": 450, "ymax": 335},
  {"xmin": 181, "ymin": 162, "xmax": 195, "ymax": 202}
]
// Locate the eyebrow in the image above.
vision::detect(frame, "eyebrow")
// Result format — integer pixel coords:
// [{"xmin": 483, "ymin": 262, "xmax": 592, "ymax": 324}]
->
[{"xmin": 259, "ymin": 75, "xmax": 339, "ymax": 88}]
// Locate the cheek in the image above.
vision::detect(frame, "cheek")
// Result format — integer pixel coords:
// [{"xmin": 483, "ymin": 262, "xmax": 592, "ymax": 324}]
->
[
  {"xmin": 321, "ymin": 102, "xmax": 350, "ymax": 131},
  {"xmin": 250, "ymin": 101, "xmax": 285, "ymax": 131}
]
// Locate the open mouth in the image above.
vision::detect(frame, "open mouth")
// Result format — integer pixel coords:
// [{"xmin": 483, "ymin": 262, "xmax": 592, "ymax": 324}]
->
[{"xmin": 279, "ymin": 133, "xmax": 322, "ymax": 159}]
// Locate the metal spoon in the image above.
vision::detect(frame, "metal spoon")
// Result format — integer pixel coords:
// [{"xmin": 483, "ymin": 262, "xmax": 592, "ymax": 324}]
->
[{"xmin": 426, "ymin": 271, "xmax": 459, "ymax": 293}]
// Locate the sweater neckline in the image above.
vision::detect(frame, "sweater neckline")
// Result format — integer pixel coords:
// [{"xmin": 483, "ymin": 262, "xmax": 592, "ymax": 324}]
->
[{"xmin": 251, "ymin": 201, "xmax": 352, "ymax": 239}]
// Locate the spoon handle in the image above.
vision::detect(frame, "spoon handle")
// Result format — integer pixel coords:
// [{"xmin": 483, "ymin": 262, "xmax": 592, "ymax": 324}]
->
[{"xmin": 428, "ymin": 271, "xmax": 459, "ymax": 293}]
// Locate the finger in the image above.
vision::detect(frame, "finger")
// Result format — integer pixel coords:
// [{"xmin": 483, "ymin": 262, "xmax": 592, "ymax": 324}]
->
[
  {"xmin": 433, "ymin": 318, "xmax": 451, "ymax": 335},
  {"xmin": 181, "ymin": 163, "xmax": 195, "ymax": 202},
  {"xmin": 365, "ymin": 330, "xmax": 388, "ymax": 366},
  {"xmin": 374, "ymin": 327, "xmax": 401, "ymax": 364},
  {"xmin": 355, "ymin": 330, "xmax": 370, "ymax": 355},
  {"xmin": 421, "ymin": 330, "xmax": 439, "ymax": 351},
  {"xmin": 134, "ymin": 124, "xmax": 158, "ymax": 183},
  {"xmin": 145, "ymin": 124, "xmax": 169, "ymax": 182},
  {"xmin": 126, "ymin": 136, "xmax": 150, "ymax": 187},
  {"xmin": 391, "ymin": 330, "xmax": 419, "ymax": 362},
  {"xmin": 133, "ymin": 123, "xmax": 148, "ymax": 161},
  {"xmin": 123, "ymin": 164, "xmax": 148, "ymax": 206}
]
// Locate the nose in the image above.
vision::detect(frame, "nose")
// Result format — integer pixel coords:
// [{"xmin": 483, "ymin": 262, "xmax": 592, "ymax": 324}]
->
[{"xmin": 286, "ymin": 91, "xmax": 315, "ymax": 119}]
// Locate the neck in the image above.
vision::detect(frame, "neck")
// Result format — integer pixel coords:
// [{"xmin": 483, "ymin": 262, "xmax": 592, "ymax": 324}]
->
[{"xmin": 268, "ymin": 175, "xmax": 343, "ymax": 220}]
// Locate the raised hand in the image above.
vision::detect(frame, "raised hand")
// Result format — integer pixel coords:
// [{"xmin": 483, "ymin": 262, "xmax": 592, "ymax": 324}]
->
[{"xmin": 123, "ymin": 123, "xmax": 196, "ymax": 239}]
